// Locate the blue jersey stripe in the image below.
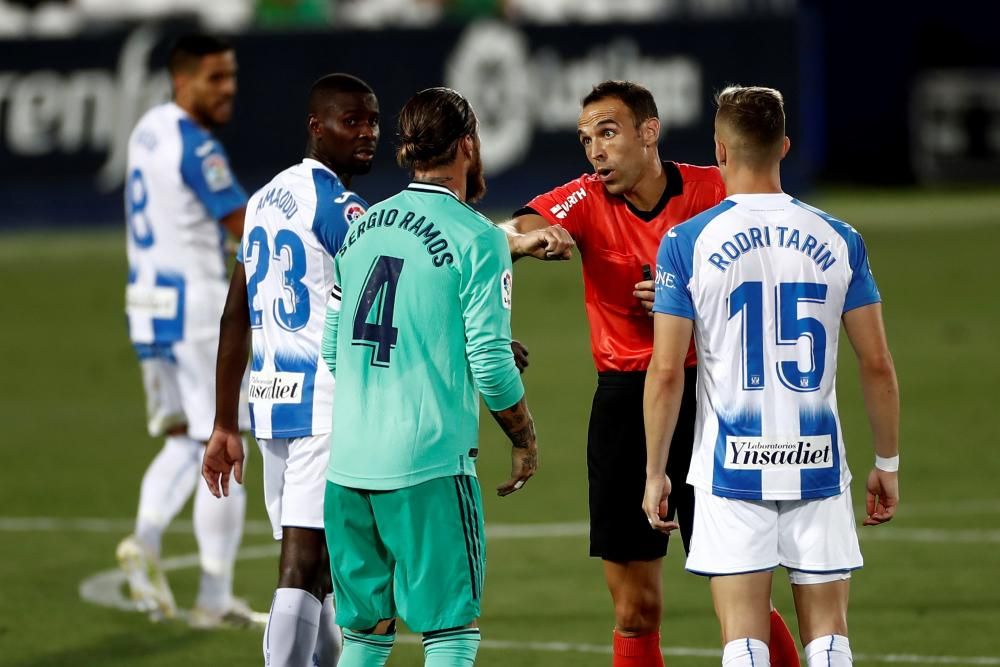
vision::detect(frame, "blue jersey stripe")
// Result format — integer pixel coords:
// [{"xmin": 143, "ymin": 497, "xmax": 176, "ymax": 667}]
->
[
  {"xmin": 799, "ymin": 408, "xmax": 841, "ymax": 499},
  {"xmin": 712, "ymin": 410, "xmax": 764, "ymax": 499},
  {"xmin": 653, "ymin": 200, "xmax": 736, "ymax": 318},
  {"xmin": 790, "ymin": 198, "xmax": 881, "ymax": 312}
]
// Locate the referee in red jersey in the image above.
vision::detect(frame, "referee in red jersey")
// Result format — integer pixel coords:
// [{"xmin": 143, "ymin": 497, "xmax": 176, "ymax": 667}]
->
[{"xmin": 502, "ymin": 81, "xmax": 798, "ymax": 667}]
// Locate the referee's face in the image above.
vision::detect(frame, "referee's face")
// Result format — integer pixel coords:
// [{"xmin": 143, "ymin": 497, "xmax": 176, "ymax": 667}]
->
[{"xmin": 577, "ymin": 98, "xmax": 645, "ymax": 195}]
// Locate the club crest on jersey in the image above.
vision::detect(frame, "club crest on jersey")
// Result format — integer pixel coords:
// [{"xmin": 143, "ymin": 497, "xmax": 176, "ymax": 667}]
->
[
  {"xmin": 501, "ymin": 269, "xmax": 513, "ymax": 309},
  {"xmin": 202, "ymin": 153, "xmax": 233, "ymax": 192},
  {"xmin": 344, "ymin": 202, "xmax": 366, "ymax": 224}
]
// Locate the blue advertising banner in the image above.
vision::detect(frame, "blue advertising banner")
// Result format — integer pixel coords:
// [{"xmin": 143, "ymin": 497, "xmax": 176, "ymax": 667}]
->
[{"xmin": 0, "ymin": 18, "xmax": 813, "ymax": 228}]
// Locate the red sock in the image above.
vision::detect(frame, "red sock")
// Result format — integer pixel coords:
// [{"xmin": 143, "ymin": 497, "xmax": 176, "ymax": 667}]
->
[
  {"xmin": 768, "ymin": 609, "xmax": 800, "ymax": 667},
  {"xmin": 613, "ymin": 630, "xmax": 664, "ymax": 667}
]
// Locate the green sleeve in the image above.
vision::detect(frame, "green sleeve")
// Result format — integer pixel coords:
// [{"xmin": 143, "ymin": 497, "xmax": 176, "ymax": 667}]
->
[
  {"xmin": 321, "ymin": 261, "xmax": 342, "ymax": 376},
  {"xmin": 459, "ymin": 226, "xmax": 524, "ymax": 412}
]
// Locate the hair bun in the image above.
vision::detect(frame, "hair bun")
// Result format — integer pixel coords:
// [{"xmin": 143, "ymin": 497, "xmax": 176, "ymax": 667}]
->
[{"xmin": 399, "ymin": 132, "xmax": 435, "ymax": 162}]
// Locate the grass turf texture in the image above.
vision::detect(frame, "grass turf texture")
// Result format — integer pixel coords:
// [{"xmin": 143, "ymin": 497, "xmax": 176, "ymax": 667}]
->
[{"xmin": 0, "ymin": 188, "xmax": 998, "ymax": 665}]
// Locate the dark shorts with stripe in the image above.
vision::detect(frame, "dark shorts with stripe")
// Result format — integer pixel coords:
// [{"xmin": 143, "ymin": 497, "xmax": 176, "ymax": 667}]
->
[
  {"xmin": 588, "ymin": 367, "xmax": 697, "ymax": 561},
  {"xmin": 324, "ymin": 475, "xmax": 485, "ymax": 633}
]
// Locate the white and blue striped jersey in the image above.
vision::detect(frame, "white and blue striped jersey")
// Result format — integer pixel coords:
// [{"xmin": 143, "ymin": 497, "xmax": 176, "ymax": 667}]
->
[
  {"xmin": 654, "ymin": 193, "xmax": 881, "ymax": 501},
  {"xmin": 240, "ymin": 159, "xmax": 368, "ymax": 439},
  {"xmin": 125, "ymin": 102, "xmax": 247, "ymax": 346}
]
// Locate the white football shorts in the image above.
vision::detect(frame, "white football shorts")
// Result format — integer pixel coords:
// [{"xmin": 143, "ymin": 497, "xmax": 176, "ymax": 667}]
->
[
  {"xmin": 138, "ymin": 337, "xmax": 249, "ymax": 442},
  {"xmin": 686, "ymin": 487, "xmax": 863, "ymax": 579},
  {"xmin": 258, "ymin": 433, "xmax": 331, "ymax": 540}
]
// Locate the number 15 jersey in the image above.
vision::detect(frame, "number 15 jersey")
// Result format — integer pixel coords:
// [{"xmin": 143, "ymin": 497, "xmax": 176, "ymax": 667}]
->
[{"xmin": 654, "ymin": 193, "xmax": 881, "ymax": 501}]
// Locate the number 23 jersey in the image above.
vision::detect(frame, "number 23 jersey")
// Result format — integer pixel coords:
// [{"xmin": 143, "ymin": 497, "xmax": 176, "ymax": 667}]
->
[
  {"xmin": 240, "ymin": 158, "xmax": 368, "ymax": 439},
  {"xmin": 654, "ymin": 194, "xmax": 881, "ymax": 501}
]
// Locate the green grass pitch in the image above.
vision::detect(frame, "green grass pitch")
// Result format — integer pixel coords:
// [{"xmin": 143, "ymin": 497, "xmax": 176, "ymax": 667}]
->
[{"xmin": 0, "ymin": 188, "xmax": 998, "ymax": 665}]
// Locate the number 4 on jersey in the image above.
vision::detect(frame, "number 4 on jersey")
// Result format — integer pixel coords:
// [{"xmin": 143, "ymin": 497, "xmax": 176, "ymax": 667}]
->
[{"xmin": 353, "ymin": 256, "xmax": 404, "ymax": 367}]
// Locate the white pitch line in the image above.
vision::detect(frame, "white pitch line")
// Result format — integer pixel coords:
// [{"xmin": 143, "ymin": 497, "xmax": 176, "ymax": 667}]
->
[
  {"xmin": 1, "ymin": 517, "xmax": 590, "ymax": 538},
  {"xmin": 12, "ymin": 516, "xmax": 1000, "ymax": 544},
  {"xmin": 0, "ymin": 516, "xmax": 276, "ymax": 535},
  {"xmin": 392, "ymin": 633, "xmax": 725, "ymax": 658},
  {"xmin": 79, "ymin": 546, "xmax": 1000, "ymax": 666}
]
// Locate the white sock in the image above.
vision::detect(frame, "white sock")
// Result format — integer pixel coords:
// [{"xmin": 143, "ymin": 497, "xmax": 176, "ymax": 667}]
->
[
  {"xmin": 314, "ymin": 593, "xmax": 343, "ymax": 667},
  {"xmin": 805, "ymin": 635, "xmax": 852, "ymax": 667},
  {"xmin": 193, "ymin": 473, "xmax": 245, "ymax": 612},
  {"xmin": 263, "ymin": 588, "xmax": 322, "ymax": 667},
  {"xmin": 723, "ymin": 638, "xmax": 770, "ymax": 667},
  {"xmin": 135, "ymin": 435, "xmax": 201, "ymax": 558}
]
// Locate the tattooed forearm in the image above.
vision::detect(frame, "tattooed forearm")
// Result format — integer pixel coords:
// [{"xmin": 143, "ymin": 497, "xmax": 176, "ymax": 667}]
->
[{"xmin": 491, "ymin": 397, "xmax": 535, "ymax": 449}]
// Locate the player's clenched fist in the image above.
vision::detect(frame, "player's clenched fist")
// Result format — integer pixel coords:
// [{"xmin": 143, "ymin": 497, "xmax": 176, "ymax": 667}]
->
[{"xmin": 516, "ymin": 224, "xmax": 576, "ymax": 261}]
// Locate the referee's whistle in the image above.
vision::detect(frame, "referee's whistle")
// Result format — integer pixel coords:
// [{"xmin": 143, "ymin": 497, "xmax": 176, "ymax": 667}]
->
[{"xmin": 641, "ymin": 264, "xmax": 653, "ymax": 282}]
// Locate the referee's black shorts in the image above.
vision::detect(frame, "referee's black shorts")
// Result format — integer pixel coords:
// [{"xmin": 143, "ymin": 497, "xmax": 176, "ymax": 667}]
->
[{"xmin": 587, "ymin": 367, "xmax": 697, "ymax": 562}]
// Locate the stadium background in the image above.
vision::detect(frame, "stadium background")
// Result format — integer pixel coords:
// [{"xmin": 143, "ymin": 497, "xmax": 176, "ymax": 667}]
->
[{"xmin": 1, "ymin": 0, "xmax": 999, "ymax": 664}]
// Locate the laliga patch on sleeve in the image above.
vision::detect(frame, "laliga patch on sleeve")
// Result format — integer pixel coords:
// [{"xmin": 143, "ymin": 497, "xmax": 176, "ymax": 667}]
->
[
  {"xmin": 500, "ymin": 269, "xmax": 513, "ymax": 309},
  {"xmin": 202, "ymin": 153, "xmax": 233, "ymax": 192},
  {"xmin": 344, "ymin": 201, "xmax": 366, "ymax": 224}
]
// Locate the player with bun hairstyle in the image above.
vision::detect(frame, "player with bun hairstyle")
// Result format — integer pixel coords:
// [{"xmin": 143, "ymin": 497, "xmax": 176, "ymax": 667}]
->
[{"xmin": 320, "ymin": 87, "xmax": 538, "ymax": 667}]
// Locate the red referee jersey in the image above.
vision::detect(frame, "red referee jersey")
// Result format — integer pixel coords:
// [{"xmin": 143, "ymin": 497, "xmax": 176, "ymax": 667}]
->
[{"xmin": 520, "ymin": 161, "xmax": 725, "ymax": 372}]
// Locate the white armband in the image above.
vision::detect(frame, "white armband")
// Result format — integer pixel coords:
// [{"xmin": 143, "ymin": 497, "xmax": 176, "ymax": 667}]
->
[{"xmin": 875, "ymin": 454, "xmax": 899, "ymax": 472}]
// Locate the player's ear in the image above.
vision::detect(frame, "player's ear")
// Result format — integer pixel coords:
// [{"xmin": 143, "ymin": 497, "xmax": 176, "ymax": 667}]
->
[
  {"xmin": 460, "ymin": 134, "xmax": 475, "ymax": 159},
  {"xmin": 307, "ymin": 113, "xmax": 321, "ymax": 138},
  {"xmin": 780, "ymin": 136, "xmax": 791, "ymax": 160},
  {"xmin": 171, "ymin": 72, "xmax": 189, "ymax": 97},
  {"xmin": 642, "ymin": 117, "xmax": 660, "ymax": 147},
  {"xmin": 715, "ymin": 136, "xmax": 727, "ymax": 168}
]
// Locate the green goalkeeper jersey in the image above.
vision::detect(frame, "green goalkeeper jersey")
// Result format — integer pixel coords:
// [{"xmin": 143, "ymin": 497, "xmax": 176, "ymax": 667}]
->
[{"xmin": 321, "ymin": 182, "xmax": 524, "ymax": 490}]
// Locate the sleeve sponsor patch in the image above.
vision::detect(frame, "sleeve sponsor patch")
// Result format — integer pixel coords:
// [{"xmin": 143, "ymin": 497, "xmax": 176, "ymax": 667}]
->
[
  {"xmin": 500, "ymin": 269, "xmax": 513, "ymax": 309},
  {"xmin": 344, "ymin": 201, "xmax": 366, "ymax": 224},
  {"xmin": 202, "ymin": 153, "xmax": 233, "ymax": 192}
]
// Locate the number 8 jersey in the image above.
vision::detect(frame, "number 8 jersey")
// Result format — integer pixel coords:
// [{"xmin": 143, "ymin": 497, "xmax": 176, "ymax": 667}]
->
[
  {"xmin": 240, "ymin": 159, "xmax": 368, "ymax": 439},
  {"xmin": 654, "ymin": 193, "xmax": 881, "ymax": 501},
  {"xmin": 125, "ymin": 102, "xmax": 247, "ymax": 345}
]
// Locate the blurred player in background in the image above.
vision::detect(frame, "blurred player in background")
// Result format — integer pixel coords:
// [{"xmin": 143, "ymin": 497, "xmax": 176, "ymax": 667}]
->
[
  {"xmin": 118, "ymin": 33, "xmax": 261, "ymax": 628},
  {"xmin": 202, "ymin": 73, "xmax": 380, "ymax": 667},
  {"xmin": 320, "ymin": 87, "xmax": 538, "ymax": 667},
  {"xmin": 644, "ymin": 85, "xmax": 900, "ymax": 667},
  {"xmin": 502, "ymin": 80, "xmax": 798, "ymax": 666}
]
